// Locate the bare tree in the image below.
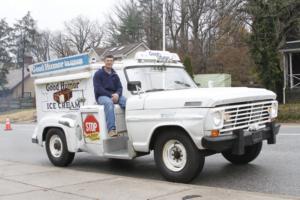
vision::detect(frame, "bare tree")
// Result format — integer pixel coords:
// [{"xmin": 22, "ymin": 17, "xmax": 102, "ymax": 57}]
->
[
  {"xmin": 166, "ymin": 0, "xmax": 184, "ymax": 50},
  {"xmin": 183, "ymin": 0, "xmax": 245, "ymax": 72},
  {"xmin": 32, "ymin": 30, "xmax": 51, "ymax": 62},
  {"xmin": 186, "ymin": 0, "xmax": 212, "ymax": 72},
  {"xmin": 49, "ymin": 31, "xmax": 74, "ymax": 58},
  {"xmin": 105, "ymin": 15, "xmax": 121, "ymax": 46},
  {"xmin": 178, "ymin": 0, "xmax": 189, "ymax": 53},
  {"xmin": 139, "ymin": 0, "xmax": 163, "ymax": 49},
  {"xmin": 64, "ymin": 16, "xmax": 103, "ymax": 53}
]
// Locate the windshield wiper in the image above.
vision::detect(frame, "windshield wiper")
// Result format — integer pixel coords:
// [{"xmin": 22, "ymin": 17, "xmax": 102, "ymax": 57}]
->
[
  {"xmin": 145, "ymin": 88, "xmax": 165, "ymax": 93},
  {"xmin": 174, "ymin": 81, "xmax": 191, "ymax": 87}
]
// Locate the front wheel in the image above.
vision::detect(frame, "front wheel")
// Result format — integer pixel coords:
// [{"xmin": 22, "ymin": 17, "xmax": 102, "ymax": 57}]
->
[
  {"xmin": 45, "ymin": 128, "xmax": 75, "ymax": 167},
  {"xmin": 154, "ymin": 129, "xmax": 205, "ymax": 183},
  {"xmin": 222, "ymin": 142, "xmax": 262, "ymax": 165}
]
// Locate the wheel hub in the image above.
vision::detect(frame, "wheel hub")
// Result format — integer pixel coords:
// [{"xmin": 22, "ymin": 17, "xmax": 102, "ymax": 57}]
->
[
  {"xmin": 49, "ymin": 135, "xmax": 63, "ymax": 158},
  {"xmin": 162, "ymin": 139, "xmax": 187, "ymax": 172},
  {"xmin": 53, "ymin": 142, "xmax": 61, "ymax": 151},
  {"xmin": 171, "ymin": 146, "xmax": 183, "ymax": 161}
]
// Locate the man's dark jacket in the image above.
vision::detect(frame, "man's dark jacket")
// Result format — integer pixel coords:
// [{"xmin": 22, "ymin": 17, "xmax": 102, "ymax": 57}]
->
[{"xmin": 93, "ymin": 67, "xmax": 123, "ymax": 100}]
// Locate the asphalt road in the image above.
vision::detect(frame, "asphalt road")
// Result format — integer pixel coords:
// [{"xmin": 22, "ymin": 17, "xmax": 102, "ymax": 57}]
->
[{"xmin": 0, "ymin": 123, "xmax": 299, "ymax": 197}]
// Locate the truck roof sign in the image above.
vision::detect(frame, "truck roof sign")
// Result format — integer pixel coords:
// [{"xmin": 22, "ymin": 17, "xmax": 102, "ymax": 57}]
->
[
  {"xmin": 135, "ymin": 50, "xmax": 180, "ymax": 63},
  {"xmin": 31, "ymin": 53, "xmax": 90, "ymax": 75}
]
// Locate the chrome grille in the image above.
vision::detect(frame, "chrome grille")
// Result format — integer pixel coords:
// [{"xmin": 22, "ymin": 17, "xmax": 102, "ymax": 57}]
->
[{"xmin": 220, "ymin": 101, "xmax": 273, "ymax": 133}]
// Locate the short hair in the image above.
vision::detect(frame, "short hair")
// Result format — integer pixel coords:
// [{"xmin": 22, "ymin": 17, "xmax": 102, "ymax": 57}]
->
[{"xmin": 104, "ymin": 54, "xmax": 114, "ymax": 60}]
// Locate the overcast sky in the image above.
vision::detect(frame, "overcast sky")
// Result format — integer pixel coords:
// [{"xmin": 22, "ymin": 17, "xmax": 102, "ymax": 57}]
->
[{"xmin": 0, "ymin": 0, "xmax": 119, "ymax": 31}]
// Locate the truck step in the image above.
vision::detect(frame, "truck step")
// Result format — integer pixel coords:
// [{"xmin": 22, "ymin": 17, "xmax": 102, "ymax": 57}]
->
[
  {"xmin": 103, "ymin": 136, "xmax": 128, "ymax": 152},
  {"xmin": 103, "ymin": 136, "xmax": 136, "ymax": 159}
]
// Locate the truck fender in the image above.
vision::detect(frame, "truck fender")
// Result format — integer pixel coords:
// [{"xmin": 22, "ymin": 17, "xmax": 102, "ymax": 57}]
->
[
  {"xmin": 147, "ymin": 122, "xmax": 200, "ymax": 152},
  {"xmin": 34, "ymin": 115, "xmax": 81, "ymax": 152}
]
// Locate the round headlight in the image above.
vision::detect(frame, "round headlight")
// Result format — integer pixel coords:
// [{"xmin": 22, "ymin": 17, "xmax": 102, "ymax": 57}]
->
[{"xmin": 213, "ymin": 111, "xmax": 223, "ymax": 126}]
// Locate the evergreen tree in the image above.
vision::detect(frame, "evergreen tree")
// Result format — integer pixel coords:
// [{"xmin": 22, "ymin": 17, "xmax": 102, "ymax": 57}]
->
[
  {"xmin": 13, "ymin": 11, "xmax": 37, "ymax": 60},
  {"xmin": 0, "ymin": 18, "xmax": 12, "ymax": 91},
  {"xmin": 183, "ymin": 55, "xmax": 194, "ymax": 78},
  {"xmin": 13, "ymin": 12, "xmax": 38, "ymax": 97},
  {"xmin": 247, "ymin": 0, "xmax": 300, "ymax": 101},
  {"xmin": 107, "ymin": 0, "xmax": 144, "ymax": 45}
]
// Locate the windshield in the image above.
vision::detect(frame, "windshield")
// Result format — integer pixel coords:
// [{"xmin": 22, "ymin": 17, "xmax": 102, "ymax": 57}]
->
[{"xmin": 125, "ymin": 66, "xmax": 197, "ymax": 93}]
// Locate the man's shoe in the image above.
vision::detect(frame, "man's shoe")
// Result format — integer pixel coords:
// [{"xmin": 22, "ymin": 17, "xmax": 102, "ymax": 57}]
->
[
  {"xmin": 108, "ymin": 130, "xmax": 118, "ymax": 137},
  {"xmin": 117, "ymin": 132, "xmax": 124, "ymax": 137}
]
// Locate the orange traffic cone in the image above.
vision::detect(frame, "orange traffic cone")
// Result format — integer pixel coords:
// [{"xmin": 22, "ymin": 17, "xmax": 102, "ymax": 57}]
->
[{"xmin": 4, "ymin": 118, "xmax": 12, "ymax": 131}]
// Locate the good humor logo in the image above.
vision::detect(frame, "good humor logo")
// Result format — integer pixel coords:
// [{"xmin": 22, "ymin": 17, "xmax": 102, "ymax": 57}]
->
[{"xmin": 32, "ymin": 54, "xmax": 89, "ymax": 74}]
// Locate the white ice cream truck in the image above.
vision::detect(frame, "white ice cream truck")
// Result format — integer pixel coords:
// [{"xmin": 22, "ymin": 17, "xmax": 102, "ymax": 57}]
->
[{"xmin": 29, "ymin": 50, "xmax": 280, "ymax": 182}]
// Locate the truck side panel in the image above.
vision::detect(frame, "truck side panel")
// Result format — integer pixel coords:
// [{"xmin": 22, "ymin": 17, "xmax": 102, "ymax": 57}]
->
[{"xmin": 126, "ymin": 108, "xmax": 208, "ymax": 152}]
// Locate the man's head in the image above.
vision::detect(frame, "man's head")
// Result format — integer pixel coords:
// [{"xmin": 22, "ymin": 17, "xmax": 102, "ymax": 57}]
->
[{"xmin": 104, "ymin": 55, "xmax": 114, "ymax": 70}]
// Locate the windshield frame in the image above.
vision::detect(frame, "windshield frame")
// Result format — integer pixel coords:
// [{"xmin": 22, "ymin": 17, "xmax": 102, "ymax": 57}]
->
[{"xmin": 123, "ymin": 65, "xmax": 196, "ymax": 95}]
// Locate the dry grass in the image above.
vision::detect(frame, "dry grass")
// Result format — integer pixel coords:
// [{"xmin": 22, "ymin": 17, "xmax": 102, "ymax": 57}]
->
[
  {"xmin": 0, "ymin": 109, "xmax": 36, "ymax": 123},
  {"xmin": 278, "ymin": 103, "xmax": 300, "ymax": 123}
]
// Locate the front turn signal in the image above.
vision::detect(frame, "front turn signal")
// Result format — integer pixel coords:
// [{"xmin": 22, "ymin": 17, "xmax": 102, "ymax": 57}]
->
[{"xmin": 211, "ymin": 130, "xmax": 220, "ymax": 137}]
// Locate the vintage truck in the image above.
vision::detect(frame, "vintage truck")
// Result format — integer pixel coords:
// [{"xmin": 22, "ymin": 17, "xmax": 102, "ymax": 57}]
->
[{"xmin": 29, "ymin": 50, "xmax": 280, "ymax": 182}]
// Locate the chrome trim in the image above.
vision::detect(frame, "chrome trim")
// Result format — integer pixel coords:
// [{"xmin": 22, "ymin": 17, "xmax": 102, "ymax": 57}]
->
[{"xmin": 126, "ymin": 115, "xmax": 203, "ymax": 122}]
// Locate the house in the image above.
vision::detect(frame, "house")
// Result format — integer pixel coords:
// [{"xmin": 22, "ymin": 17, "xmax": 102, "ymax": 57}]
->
[
  {"xmin": 1, "ymin": 54, "xmax": 35, "ymax": 99},
  {"xmin": 0, "ymin": 61, "xmax": 35, "ymax": 112},
  {"xmin": 94, "ymin": 42, "xmax": 149, "ymax": 61},
  {"xmin": 5, "ymin": 67, "xmax": 35, "ymax": 98},
  {"xmin": 280, "ymin": 40, "xmax": 300, "ymax": 103}
]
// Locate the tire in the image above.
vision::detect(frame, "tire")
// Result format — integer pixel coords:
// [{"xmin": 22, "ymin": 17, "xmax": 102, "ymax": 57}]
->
[
  {"xmin": 222, "ymin": 142, "xmax": 263, "ymax": 165},
  {"xmin": 154, "ymin": 129, "xmax": 205, "ymax": 183},
  {"xmin": 45, "ymin": 128, "xmax": 75, "ymax": 167}
]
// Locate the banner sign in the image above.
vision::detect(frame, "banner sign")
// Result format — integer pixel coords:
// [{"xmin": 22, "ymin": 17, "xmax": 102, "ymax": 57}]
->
[{"xmin": 32, "ymin": 54, "xmax": 89, "ymax": 75}]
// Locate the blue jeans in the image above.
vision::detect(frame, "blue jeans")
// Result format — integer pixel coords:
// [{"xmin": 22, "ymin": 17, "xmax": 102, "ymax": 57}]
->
[{"xmin": 97, "ymin": 96, "xmax": 126, "ymax": 132}]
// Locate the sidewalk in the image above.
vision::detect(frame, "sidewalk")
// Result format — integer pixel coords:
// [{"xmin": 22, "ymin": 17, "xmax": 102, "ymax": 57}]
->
[{"xmin": 0, "ymin": 159, "xmax": 298, "ymax": 200}]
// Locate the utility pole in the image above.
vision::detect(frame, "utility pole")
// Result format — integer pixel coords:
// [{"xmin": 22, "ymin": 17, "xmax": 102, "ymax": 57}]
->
[
  {"xmin": 162, "ymin": 0, "xmax": 166, "ymax": 51},
  {"xmin": 21, "ymin": 32, "xmax": 25, "ymax": 98},
  {"xmin": 17, "ymin": 30, "xmax": 26, "ymax": 98}
]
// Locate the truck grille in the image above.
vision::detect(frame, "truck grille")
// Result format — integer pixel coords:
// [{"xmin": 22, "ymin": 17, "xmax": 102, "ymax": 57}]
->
[{"xmin": 220, "ymin": 100, "xmax": 273, "ymax": 133}]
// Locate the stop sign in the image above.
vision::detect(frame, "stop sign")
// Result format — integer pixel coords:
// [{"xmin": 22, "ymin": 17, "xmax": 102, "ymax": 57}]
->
[{"xmin": 83, "ymin": 114, "xmax": 100, "ymax": 140}]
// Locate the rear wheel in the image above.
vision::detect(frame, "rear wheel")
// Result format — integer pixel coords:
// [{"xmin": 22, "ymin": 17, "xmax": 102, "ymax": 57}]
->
[
  {"xmin": 45, "ymin": 128, "xmax": 75, "ymax": 167},
  {"xmin": 154, "ymin": 129, "xmax": 205, "ymax": 183},
  {"xmin": 222, "ymin": 142, "xmax": 262, "ymax": 165}
]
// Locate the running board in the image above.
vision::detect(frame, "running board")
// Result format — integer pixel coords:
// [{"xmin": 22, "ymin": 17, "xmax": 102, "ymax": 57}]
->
[
  {"xmin": 104, "ymin": 149, "xmax": 133, "ymax": 159},
  {"xmin": 103, "ymin": 136, "xmax": 136, "ymax": 160}
]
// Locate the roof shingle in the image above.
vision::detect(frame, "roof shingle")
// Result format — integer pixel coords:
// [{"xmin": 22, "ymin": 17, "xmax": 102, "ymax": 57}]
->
[{"xmin": 94, "ymin": 42, "xmax": 149, "ymax": 59}]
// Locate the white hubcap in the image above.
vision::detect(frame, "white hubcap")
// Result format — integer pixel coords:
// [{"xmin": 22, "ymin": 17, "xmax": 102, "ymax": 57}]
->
[
  {"xmin": 49, "ymin": 135, "xmax": 63, "ymax": 158},
  {"xmin": 162, "ymin": 139, "xmax": 187, "ymax": 172}
]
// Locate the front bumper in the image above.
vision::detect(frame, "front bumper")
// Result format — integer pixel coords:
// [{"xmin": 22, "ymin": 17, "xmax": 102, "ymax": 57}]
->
[{"xmin": 201, "ymin": 122, "xmax": 280, "ymax": 155}]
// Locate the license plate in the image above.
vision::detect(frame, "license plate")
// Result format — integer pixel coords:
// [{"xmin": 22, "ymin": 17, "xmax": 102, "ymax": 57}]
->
[{"xmin": 252, "ymin": 131, "xmax": 263, "ymax": 143}]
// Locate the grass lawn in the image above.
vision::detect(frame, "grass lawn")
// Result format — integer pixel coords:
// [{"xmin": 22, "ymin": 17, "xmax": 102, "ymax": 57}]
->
[
  {"xmin": 278, "ymin": 103, "xmax": 300, "ymax": 123},
  {"xmin": 0, "ymin": 109, "xmax": 36, "ymax": 123}
]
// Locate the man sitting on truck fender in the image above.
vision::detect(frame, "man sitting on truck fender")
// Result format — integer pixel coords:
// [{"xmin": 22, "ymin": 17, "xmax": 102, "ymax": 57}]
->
[{"xmin": 93, "ymin": 54, "xmax": 126, "ymax": 137}]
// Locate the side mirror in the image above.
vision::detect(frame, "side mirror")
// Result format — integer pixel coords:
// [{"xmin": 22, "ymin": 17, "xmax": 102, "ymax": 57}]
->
[{"xmin": 127, "ymin": 81, "xmax": 142, "ymax": 92}]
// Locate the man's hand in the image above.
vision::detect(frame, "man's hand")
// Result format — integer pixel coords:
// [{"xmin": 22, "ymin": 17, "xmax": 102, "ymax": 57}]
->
[{"xmin": 111, "ymin": 93, "xmax": 119, "ymax": 103}]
